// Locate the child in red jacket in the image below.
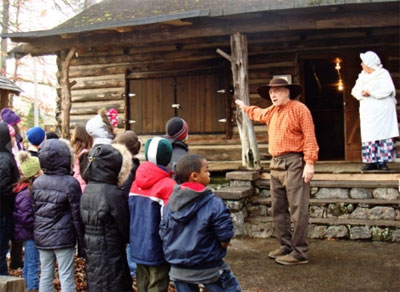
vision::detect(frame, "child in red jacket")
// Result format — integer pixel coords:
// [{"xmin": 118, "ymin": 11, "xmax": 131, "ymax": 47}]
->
[{"xmin": 129, "ymin": 137, "xmax": 176, "ymax": 291}]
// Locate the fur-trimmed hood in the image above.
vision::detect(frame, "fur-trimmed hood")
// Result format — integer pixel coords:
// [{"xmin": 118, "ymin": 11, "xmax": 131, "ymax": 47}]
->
[{"xmin": 84, "ymin": 143, "xmax": 132, "ymax": 186}]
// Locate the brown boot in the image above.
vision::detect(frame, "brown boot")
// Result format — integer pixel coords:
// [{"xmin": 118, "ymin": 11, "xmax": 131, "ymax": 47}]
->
[
  {"xmin": 268, "ymin": 248, "xmax": 290, "ymax": 259},
  {"xmin": 275, "ymin": 254, "xmax": 308, "ymax": 265}
]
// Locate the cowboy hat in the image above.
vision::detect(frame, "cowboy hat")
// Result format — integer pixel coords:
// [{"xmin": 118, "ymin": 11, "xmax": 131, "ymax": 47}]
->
[{"xmin": 257, "ymin": 78, "xmax": 302, "ymax": 100}]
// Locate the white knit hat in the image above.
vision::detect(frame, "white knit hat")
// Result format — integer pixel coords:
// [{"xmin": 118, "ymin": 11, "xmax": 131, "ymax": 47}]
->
[{"xmin": 360, "ymin": 51, "xmax": 382, "ymax": 70}]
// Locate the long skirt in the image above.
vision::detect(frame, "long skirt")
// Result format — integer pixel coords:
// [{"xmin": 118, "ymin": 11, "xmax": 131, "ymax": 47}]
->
[{"xmin": 362, "ymin": 138, "xmax": 397, "ymax": 163}]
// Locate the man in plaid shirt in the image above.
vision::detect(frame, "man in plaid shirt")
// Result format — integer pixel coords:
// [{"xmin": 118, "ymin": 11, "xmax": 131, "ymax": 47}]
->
[{"xmin": 236, "ymin": 77, "xmax": 319, "ymax": 265}]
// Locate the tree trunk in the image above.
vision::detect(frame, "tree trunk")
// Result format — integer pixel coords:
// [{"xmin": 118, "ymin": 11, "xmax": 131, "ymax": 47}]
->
[
  {"xmin": 1, "ymin": 0, "xmax": 9, "ymax": 75},
  {"xmin": 59, "ymin": 47, "xmax": 77, "ymax": 139},
  {"xmin": 230, "ymin": 32, "xmax": 260, "ymax": 169}
]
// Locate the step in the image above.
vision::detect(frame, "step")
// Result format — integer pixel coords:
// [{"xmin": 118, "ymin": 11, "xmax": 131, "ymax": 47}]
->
[
  {"xmin": 251, "ymin": 197, "xmax": 400, "ymax": 206},
  {"xmin": 215, "ymin": 186, "xmax": 253, "ymax": 200},
  {"xmin": 246, "ymin": 216, "xmax": 400, "ymax": 228}
]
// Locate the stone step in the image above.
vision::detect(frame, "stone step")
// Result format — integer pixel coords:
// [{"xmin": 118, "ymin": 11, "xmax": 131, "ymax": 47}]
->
[
  {"xmin": 251, "ymin": 197, "xmax": 400, "ymax": 206},
  {"xmin": 246, "ymin": 216, "xmax": 400, "ymax": 228},
  {"xmin": 215, "ymin": 186, "xmax": 253, "ymax": 200}
]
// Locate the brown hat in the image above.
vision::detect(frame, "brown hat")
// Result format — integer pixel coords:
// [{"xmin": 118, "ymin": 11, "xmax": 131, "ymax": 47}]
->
[
  {"xmin": 257, "ymin": 78, "xmax": 302, "ymax": 100},
  {"xmin": 115, "ymin": 130, "xmax": 141, "ymax": 156}
]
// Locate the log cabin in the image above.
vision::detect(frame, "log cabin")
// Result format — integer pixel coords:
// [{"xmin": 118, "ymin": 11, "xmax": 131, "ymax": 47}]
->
[
  {"xmin": 3, "ymin": 0, "xmax": 400, "ymax": 167},
  {"xmin": 0, "ymin": 75, "xmax": 22, "ymax": 111}
]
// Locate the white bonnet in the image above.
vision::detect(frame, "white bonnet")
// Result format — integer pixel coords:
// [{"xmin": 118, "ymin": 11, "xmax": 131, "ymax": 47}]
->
[{"xmin": 360, "ymin": 51, "xmax": 382, "ymax": 70}]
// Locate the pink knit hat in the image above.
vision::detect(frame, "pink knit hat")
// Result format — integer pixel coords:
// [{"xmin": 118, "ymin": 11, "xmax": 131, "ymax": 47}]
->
[
  {"xmin": 7, "ymin": 124, "xmax": 15, "ymax": 138},
  {"xmin": 106, "ymin": 108, "xmax": 118, "ymax": 127}
]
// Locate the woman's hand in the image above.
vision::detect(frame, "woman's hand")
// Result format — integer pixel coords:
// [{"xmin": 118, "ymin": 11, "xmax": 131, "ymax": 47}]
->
[{"xmin": 361, "ymin": 90, "xmax": 370, "ymax": 97}]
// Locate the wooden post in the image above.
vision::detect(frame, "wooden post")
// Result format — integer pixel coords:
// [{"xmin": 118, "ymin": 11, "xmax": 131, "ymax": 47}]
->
[
  {"xmin": 217, "ymin": 32, "xmax": 260, "ymax": 169},
  {"xmin": 59, "ymin": 47, "xmax": 77, "ymax": 139}
]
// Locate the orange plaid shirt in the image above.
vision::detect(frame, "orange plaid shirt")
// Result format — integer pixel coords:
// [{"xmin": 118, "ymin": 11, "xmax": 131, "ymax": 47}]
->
[{"xmin": 243, "ymin": 100, "xmax": 319, "ymax": 165}]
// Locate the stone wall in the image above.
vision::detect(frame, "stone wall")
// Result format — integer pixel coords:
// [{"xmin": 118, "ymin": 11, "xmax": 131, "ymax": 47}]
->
[{"xmin": 215, "ymin": 171, "xmax": 400, "ymax": 242}]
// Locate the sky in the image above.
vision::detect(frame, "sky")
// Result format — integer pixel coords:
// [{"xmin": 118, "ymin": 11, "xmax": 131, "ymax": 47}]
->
[{"xmin": 4, "ymin": 0, "xmax": 100, "ymax": 121}]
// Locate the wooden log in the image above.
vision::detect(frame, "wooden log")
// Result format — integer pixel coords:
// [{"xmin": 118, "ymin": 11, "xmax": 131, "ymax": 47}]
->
[
  {"xmin": 60, "ymin": 47, "xmax": 77, "ymax": 139},
  {"xmin": 229, "ymin": 32, "xmax": 260, "ymax": 169},
  {"xmin": 71, "ymin": 74, "xmax": 125, "ymax": 90},
  {"xmin": 70, "ymin": 100, "xmax": 124, "ymax": 115}
]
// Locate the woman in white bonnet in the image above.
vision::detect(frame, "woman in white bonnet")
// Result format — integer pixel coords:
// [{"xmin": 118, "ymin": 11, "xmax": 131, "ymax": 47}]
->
[{"xmin": 351, "ymin": 51, "xmax": 399, "ymax": 171}]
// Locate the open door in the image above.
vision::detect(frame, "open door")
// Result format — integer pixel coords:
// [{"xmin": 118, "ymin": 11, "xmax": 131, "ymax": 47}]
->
[
  {"xmin": 342, "ymin": 54, "xmax": 362, "ymax": 161},
  {"xmin": 303, "ymin": 58, "xmax": 345, "ymax": 160}
]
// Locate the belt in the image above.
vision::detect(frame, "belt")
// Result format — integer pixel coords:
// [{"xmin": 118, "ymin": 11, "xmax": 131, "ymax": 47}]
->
[{"xmin": 273, "ymin": 152, "xmax": 303, "ymax": 161}]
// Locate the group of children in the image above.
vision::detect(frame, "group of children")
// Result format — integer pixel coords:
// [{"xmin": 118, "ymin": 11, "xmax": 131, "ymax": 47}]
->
[{"xmin": 0, "ymin": 107, "xmax": 241, "ymax": 292}]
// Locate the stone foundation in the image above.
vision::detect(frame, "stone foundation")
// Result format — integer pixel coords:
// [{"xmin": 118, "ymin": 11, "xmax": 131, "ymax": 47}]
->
[{"xmin": 215, "ymin": 171, "xmax": 400, "ymax": 242}]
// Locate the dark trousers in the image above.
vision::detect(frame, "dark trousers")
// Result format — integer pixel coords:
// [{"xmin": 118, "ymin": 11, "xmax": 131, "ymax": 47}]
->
[
  {"xmin": 136, "ymin": 262, "xmax": 170, "ymax": 292},
  {"xmin": 0, "ymin": 215, "xmax": 12, "ymax": 275},
  {"xmin": 270, "ymin": 153, "xmax": 310, "ymax": 260}
]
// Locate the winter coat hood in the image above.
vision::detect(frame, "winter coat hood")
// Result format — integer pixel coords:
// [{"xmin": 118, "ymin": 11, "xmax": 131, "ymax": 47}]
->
[
  {"xmin": 168, "ymin": 183, "xmax": 213, "ymax": 222},
  {"xmin": 86, "ymin": 113, "xmax": 114, "ymax": 145},
  {"xmin": 0, "ymin": 122, "xmax": 12, "ymax": 153},
  {"xmin": 135, "ymin": 161, "xmax": 172, "ymax": 190},
  {"xmin": 84, "ymin": 143, "xmax": 132, "ymax": 186},
  {"xmin": 39, "ymin": 139, "xmax": 73, "ymax": 175}
]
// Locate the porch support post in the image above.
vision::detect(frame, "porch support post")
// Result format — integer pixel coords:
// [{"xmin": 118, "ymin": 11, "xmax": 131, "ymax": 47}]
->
[
  {"xmin": 59, "ymin": 47, "xmax": 77, "ymax": 139},
  {"xmin": 218, "ymin": 32, "xmax": 260, "ymax": 169}
]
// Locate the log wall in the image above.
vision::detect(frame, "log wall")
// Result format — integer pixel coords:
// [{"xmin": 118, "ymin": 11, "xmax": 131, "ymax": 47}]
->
[{"xmin": 62, "ymin": 26, "xmax": 399, "ymax": 158}]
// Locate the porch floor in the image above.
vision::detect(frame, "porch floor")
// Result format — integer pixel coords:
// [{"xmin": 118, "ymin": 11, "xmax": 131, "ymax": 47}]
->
[{"xmin": 208, "ymin": 160, "xmax": 400, "ymax": 173}]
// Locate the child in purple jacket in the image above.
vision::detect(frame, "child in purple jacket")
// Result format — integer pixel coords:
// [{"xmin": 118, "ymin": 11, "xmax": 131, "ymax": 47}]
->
[{"xmin": 13, "ymin": 151, "xmax": 42, "ymax": 292}]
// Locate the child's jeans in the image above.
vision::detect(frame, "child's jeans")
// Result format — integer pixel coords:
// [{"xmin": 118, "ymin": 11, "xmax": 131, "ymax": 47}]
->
[
  {"xmin": 174, "ymin": 269, "xmax": 242, "ymax": 292},
  {"xmin": 126, "ymin": 244, "xmax": 137, "ymax": 277},
  {"xmin": 23, "ymin": 240, "xmax": 39, "ymax": 290},
  {"xmin": 39, "ymin": 248, "xmax": 76, "ymax": 292}
]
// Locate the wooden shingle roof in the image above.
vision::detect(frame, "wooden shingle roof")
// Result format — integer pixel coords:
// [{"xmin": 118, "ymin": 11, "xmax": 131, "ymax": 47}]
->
[
  {"xmin": 3, "ymin": 0, "xmax": 399, "ymax": 40},
  {"xmin": 0, "ymin": 76, "xmax": 22, "ymax": 94}
]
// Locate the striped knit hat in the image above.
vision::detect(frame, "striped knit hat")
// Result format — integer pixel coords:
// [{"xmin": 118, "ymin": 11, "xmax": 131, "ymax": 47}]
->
[
  {"xmin": 144, "ymin": 137, "xmax": 172, "ymax": 166},
  {"xmin": 166, "ymin": 117, "xmax": 188, "ymax": 141}
]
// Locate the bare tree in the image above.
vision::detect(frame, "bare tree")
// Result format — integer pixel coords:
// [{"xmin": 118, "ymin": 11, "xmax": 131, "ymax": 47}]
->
[{"xmin": 1, "ymin": 0, "xmax": 10, "ymax": 75}]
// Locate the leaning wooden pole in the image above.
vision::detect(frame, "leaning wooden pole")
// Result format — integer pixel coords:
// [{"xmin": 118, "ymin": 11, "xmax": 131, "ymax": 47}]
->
[
  {"xmin": 217, "ymin": 32, "xmax": 260, "ymax": 169},
  {"xmin": 59, "ymin": 47, "xmax": 77, "ymax": 139}
]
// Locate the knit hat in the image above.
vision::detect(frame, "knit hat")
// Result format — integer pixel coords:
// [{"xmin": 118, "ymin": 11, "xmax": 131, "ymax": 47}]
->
[
  {"xmin": 166, "ymin": 117, "xmax": 188, "ymax": 141},
  {"xmin": 115, "ymin": 130, "xmax": 141, "ymax": 156},
  {"xmin": 106, "ymin": 108, "xmax": 118, "ymax": 127},
  {"xmin": 17, "ymin": 151, "xmax": 40, "ymax": 179},
  {"xmin": 360, "ymin": 51, "xmax": 382, "ymax": 70},
  {"xmin": 46, "ymin": 131, "xmax": 59, "ymax": 140},
  {"xmin": 144, "ymin": 137, "xmax": 172, "ymax": 166},
  {"xmin": 27, "ymin": 127, "xmax": 46, "ymax": 146},
  {"xmin": 1, "ymin": 108, "xmax": 21, "ymax": 126},
  {"xmin": 7, "ymin": 124, "xmax": 15, "ymax": 138}
]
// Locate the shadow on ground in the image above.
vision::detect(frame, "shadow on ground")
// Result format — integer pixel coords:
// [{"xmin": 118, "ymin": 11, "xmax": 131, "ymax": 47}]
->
[{"xmin": 225, "ymin": 238, "xmax": 400, "ymax": 292}]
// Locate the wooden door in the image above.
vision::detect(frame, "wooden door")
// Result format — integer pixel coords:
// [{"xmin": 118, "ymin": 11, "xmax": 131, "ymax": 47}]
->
[
  {"xmin": 342, "ymin": 54, "xmax": 362, "ymax": 161},
  {"xmin": 177, "ymin": 73, "xmax": 226, "ymax": 133},
  {"xmin": 128, "ymin": 73, "xmax": 226, "ymax": 135},
  {"xmin": 128, "ymin": 78, "xmax": 174, "ymax": 134}
]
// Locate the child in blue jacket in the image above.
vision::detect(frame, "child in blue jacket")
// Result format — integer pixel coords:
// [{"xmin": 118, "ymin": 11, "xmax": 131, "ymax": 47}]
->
[{"xmin": 159, "ymin": 154, "xmax": 242, "ymax": 292}]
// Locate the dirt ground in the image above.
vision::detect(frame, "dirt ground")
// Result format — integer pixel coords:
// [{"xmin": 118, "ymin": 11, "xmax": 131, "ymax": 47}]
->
[{"xmin": 225, "ymin": 238, "xmax": 400, "ymax": 292}]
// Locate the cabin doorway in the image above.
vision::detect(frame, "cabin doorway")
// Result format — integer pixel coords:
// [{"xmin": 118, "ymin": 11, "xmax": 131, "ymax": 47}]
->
[
  {"xmin": 303, "ymin": 59, "xmax": 345, "ymax": 160},
  {"xmin": 126, "ymin": 72, "xmax": 226, "ymax": 135}
]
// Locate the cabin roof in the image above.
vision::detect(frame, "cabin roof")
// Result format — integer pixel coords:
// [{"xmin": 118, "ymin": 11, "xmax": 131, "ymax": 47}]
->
[
  {"xmin": 0, "ymin": 76, "xmax": 22, "ymax": 94},
  {"xmin": 3, "ymin": 0, "xmax": 399, "ymax": 40}
]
